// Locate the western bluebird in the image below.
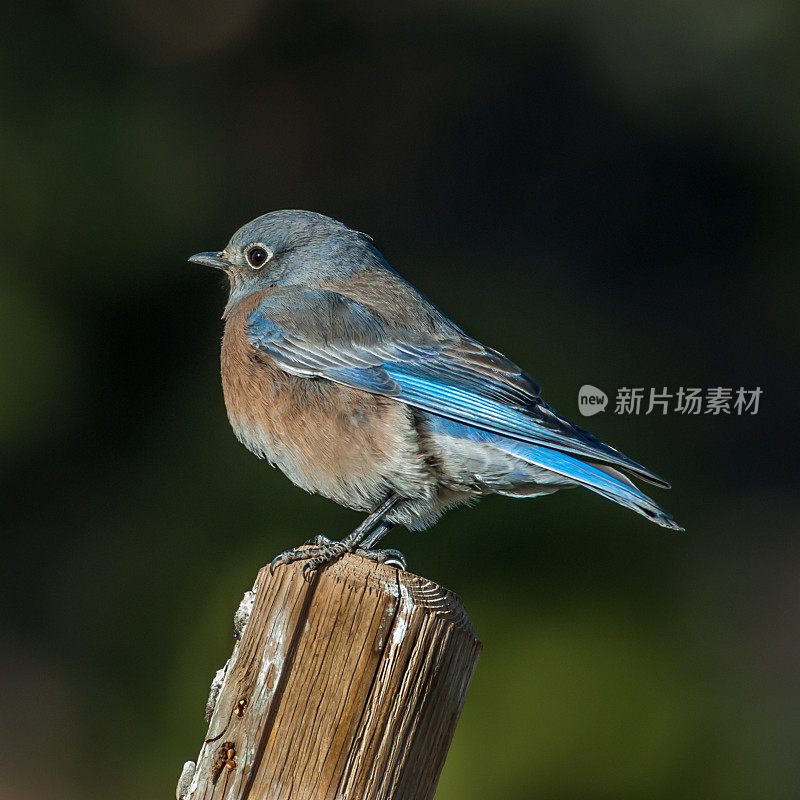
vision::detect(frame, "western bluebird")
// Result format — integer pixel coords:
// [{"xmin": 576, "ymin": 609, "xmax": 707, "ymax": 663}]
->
[{"xmin": 190, "ymin": 210, "xmax": 682, "ymax": 577}]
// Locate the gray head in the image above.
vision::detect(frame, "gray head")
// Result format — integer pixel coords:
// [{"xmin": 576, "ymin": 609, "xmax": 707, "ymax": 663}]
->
[{"xmin": 189, "ymin": 210, "xmax": 383, "ymax": 312}]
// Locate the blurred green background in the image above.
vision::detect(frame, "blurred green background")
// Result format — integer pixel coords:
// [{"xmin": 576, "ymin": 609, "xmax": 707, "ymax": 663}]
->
[{"xmin": 2, "ymin": 1, "xmax": 798, "ymax": 798}]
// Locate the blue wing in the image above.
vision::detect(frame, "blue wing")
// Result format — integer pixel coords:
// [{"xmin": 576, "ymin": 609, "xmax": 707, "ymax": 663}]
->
[{"xmin": 246, "ymin": 289, "xmax": 672, "ymax": 489}]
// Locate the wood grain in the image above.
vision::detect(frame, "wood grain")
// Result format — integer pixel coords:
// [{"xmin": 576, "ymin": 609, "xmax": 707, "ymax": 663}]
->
[{"xmin": 182, "ymin": 553, "xmax": 481, "ymax": 800}]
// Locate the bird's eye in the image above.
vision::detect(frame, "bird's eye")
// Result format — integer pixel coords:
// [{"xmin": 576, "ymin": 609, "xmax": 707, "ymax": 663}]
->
[{"xmin": 246, "ymin": 245, "xmax": 271, "ymax": 269}]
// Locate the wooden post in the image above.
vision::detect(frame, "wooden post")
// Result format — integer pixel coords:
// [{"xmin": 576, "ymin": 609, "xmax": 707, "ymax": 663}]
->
[{"xmin": 178, "ymin": 552, "xmax": 481, "ymax": 800}]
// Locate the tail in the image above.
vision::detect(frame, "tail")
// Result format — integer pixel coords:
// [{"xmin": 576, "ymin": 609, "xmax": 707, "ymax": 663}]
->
[{"xmin": 499, "ymin": 438, "xmax": 684, "ymax": 531}]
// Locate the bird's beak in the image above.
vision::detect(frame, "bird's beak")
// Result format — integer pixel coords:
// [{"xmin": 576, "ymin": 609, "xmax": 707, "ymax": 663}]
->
[{"xmin": 188, "ymin": 251, "xmax": 231, "ymax": 271}]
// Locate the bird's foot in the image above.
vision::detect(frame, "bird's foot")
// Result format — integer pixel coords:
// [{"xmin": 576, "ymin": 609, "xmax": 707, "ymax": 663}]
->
[
  {"xmin": 269, "ymin": 536, "xmax": 329, "ymax": 575},
  {"xmin": 303, "ymin": 534, "xmax": 336, "ymax": 548},
  {"xmin": 300, "ymin": 541, "xmax": 407, "ymax": 580},
  {"xmin": 270, "ymin": 537, "xmax": 406, "ymax": 581},
  {"xmin": 354, "ymin": 547, "xmax": 407, "ymax": 571}
]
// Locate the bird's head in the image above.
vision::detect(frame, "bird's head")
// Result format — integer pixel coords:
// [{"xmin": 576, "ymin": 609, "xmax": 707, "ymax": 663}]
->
[{"xmin": 189, "ymin": 210, "xmax": 380, "ymax": 315}]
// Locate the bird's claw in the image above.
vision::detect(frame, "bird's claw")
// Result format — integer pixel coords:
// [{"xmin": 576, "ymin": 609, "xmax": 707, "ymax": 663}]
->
[
  {"xmin": 269, "ymin": 552, "xmax": 287, "ymax": 575},
  {"xmin": 270, "ymin": 544, "xmax": 320, "ymax": 575},
  {"xmin": 271, "ymin": 535, "xmax": 343, "ymax": 575},
  {"xmin": 355, "ymin": 547, "xmax": 407, "ymax": 571}
]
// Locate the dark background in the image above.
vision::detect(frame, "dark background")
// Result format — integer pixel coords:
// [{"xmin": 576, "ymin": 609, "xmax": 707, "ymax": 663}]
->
[{"xmin": 2, "ymin": 2, "xmax": 798, "ymax": 798}]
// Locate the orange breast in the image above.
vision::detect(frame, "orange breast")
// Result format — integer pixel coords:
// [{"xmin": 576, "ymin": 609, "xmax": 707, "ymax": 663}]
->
[{"xmin": 219, "ymin": 292, "xmax": 432, "ymax": 510}]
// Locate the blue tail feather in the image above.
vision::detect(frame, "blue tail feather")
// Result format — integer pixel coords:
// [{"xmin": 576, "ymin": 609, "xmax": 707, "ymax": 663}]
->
[{"xmin": 426, "ymin": 414, "xmax": 683, "ymax": 531}]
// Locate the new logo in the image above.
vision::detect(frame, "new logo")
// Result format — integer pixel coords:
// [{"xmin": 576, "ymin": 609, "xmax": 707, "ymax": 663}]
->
[{"xmin": 578, "ymin": 385, "xmax": 608, "ymax": 416}]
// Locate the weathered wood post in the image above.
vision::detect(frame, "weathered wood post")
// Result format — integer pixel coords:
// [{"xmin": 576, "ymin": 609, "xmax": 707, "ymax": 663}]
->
[{"xmin": 177, "ymin": 552, "xmax": 481, "ymax": 800}]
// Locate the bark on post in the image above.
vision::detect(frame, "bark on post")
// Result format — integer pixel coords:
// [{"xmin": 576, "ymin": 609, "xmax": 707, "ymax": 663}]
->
[{"xmin": 178, "ymin": 552, "xmax": 481, "ymax": 800}]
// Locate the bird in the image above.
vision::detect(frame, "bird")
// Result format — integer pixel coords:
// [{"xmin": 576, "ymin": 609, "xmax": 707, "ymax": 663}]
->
[{"xmin": 190, "ymin": 210, "xmax": 682, "ymax": 578}]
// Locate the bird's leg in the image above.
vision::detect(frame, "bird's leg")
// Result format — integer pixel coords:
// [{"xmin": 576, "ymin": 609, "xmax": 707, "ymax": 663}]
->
[
  {"xmin": 359, "ymin": 520, "xmax": 394, "ymax": 550},
  {"xmin": 269, "ymin": 496, "xmax": 401, "ymax": 578},
  {"xmin": 355, "ymin": 521, "xmax": 405, "ymax": 570},
  {"xmin": 301, "ymin": 496, "xmax": 402, "ymax": 579}
]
